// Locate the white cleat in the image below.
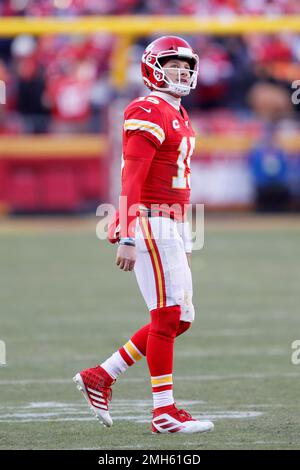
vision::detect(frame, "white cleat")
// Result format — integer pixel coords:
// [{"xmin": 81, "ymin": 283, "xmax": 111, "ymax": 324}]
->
[
  {"xmin": 73, "ymin": 368, "xmax": 114, "ymax": 428},
  {"xmin": 151, "ymin": 404, "xmax": 214, "ymax": 434}
]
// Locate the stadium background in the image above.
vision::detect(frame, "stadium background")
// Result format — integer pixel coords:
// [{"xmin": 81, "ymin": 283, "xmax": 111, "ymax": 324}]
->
[{"xmin": 0, "ymin": 0, "xmax": 300, "ymax": 451}]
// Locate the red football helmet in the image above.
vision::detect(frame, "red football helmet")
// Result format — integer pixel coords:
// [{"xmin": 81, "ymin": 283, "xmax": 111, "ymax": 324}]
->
[{"xmin": 141, "ymin": 36, "xmax": 199, "ymax": 97}]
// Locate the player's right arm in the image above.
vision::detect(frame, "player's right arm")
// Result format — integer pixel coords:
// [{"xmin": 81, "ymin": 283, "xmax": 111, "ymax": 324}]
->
[
  {"xmin": 116, "ymin": 134, "xmax": 156, "ymax": 271},
  {"xmin": 116, "ymin": 100, "xmax": 165, "ymax": 272}
]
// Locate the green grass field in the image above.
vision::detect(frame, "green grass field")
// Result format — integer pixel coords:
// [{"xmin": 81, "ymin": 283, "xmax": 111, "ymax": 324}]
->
[{"xmin": 0, "ymin": 215, "xmax": 300, "ymax": 450}]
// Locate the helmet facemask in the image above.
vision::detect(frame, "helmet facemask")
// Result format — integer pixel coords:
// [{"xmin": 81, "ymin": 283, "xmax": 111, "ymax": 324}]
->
[{"xmin": 144, "ymin": 51, "xmax": 199, "ymax": 97}]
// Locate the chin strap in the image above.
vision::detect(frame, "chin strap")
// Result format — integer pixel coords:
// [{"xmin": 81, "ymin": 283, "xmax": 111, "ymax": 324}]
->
[{"xmin": 169, "ymin": 85, "xmax": 190, "ymax": 97}]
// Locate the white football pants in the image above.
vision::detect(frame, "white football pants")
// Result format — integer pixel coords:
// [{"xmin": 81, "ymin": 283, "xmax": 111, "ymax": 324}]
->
[{"xmin": 134, "ymin": 216, "xmax": 195, "ymax": 322}]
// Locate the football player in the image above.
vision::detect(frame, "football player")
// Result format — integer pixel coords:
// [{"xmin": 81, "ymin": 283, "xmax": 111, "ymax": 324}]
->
[{"xmin": 74, "ymin": 36, "xmax": 214, "ymax": 435}]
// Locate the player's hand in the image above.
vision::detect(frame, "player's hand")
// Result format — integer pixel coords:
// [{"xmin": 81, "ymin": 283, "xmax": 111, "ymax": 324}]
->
[
  {"xmin": 116, "ymin": 245, "xmax": 136, "ymax": 272},
  {"xmin": 186, "ymin": 253, "xmax": 192, "ymax": 269}
]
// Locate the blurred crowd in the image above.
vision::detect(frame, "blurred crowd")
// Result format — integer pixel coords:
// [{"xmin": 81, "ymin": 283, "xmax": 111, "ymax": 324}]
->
[
  {"xmin": 0, "ymin": 0, "xmax": 299, "ymax": 16},
  {"xmin": 0, "ymin": 1, "xmax": 299, "ymax": 210},
  {"xmin": 0, "ymin": 33, "xmax": 115, "ymax": 133},
  {"xmin": 1, "ymin": 30, "xmax": 299, "ymax": 134},
  {"xmin": 0, "ymin": 0, "xmax": 299, "ymax": 136}
]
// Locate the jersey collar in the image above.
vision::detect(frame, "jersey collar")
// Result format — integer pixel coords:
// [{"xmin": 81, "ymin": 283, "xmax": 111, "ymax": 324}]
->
[{"xmin": 150, "ymin": 91, "xmax": 181, "ymax": 111}]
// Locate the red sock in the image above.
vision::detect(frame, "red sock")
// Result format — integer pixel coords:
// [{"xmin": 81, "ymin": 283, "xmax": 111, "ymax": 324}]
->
[
  {"xmin": 119, "ymin": 324, "xmax": 149, "ymax": 365},
  {"xmin": 146, "ymin": 306, "xmax": 181, "ymax": 408},
  {"xmin": 101, "ymin": 313, "xmax": 190, "ymax": 382},
  {"xmin": 177, "ymin": 320, "xmax": 192, "ymax": 337},
  {"xmin": 119, "ymin": 319, "xmax": 191, "ymax": 364}
]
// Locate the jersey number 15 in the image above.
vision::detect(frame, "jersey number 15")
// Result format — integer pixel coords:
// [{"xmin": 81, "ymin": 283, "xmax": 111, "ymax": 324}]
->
[{"xmin": 172, "ymin": 136, "xmax": 195, "ymax": 190}]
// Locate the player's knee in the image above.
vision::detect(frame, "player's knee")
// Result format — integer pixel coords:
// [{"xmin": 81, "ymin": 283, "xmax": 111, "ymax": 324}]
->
[
  {"xmin": 176, "ymin": 320, "xmax": 191, "ymax": 337},
  {"xmin": 150, "ymin": 305, "xmax": 181, "ymax": 339},
  {"xmin": 180, "ymin": 300, "xmax": 195, "ymax": 323}
]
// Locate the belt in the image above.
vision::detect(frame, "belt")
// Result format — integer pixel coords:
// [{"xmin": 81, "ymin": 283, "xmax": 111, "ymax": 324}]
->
[{"xmin": 139, "ymin": 208, "xmax": 176, "ymax": 220}]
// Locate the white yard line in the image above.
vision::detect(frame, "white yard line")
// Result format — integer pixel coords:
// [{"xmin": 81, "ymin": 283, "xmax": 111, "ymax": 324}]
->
[
  {"xmin": 0, "ymin": 400, "xmax": 263, "ymax": 423},
  {"xmin": 0, "ymin": 371, "xmax": 298, "ymax": 386}
]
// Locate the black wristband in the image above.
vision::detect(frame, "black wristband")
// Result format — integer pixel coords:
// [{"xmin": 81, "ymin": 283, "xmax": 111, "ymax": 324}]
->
[{"xmin": 119, "ymin": 237, "xmax": 135, "ymax": 247}]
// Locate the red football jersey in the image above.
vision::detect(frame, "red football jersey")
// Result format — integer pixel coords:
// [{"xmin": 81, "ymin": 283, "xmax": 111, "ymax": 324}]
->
[{"xmin": 122, "ymin": 94, "xmax": 196, "ymax": 220}]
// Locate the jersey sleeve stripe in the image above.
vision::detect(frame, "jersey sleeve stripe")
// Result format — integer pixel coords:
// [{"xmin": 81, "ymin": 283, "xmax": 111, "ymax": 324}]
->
[{"xmin": 124, "ymin": 119, "xmax": 165, "ymax": 144}]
